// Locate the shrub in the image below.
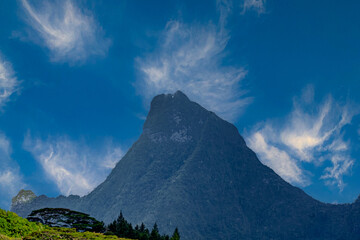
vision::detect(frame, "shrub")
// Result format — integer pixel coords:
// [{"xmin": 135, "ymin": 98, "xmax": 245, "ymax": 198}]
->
[{"xmin": 0, "ymin": 209, "xmax": 44, "ymax": 238}]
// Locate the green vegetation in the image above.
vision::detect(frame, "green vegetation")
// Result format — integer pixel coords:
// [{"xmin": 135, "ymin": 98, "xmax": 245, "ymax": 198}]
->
[
  {"xmin": 0, "ymin": 208, "xmax": 180, "ymax": 240},
  {"xmin": 0, "ymin": 209, "xmax": 44, "ymax": 238},
  {"xmin": 28, "ymin": 208, "xmax": 105, "ymax": 233},
  {"xmin": 22, "ymin": 227, "xmax": 123, "ymax": 239},
  {"xmin": 0, "ymin": 209, "xmax": 129, "ymax": 240},
  {"xmin": 107, "ymin": 212, "xmax": 180, "ymax": 240}
]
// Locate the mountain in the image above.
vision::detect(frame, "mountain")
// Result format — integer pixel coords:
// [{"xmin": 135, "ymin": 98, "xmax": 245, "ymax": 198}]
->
[{"xmin": 11, "ymin": 91, "xmax": 360, "ymax": 239}]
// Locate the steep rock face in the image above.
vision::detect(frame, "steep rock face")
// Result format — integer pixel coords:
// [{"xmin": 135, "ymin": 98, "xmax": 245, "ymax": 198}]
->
[
  {"xmin": 11, "ymin": 190, "xmax": 36, "ymax": 207},
  {"xmin": 11, "ymin": 91, "xmax": 360, "ymax": 239}
]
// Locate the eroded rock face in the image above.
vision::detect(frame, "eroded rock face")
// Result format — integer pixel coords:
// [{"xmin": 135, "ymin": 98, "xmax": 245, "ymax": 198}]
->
[
  {"xmin": 11, "ymin": 190, "xmax": 36, "ymax": 207},
  {"xmin": 27, "ymin": 208, "xmax": 104, "ymax": 232}
]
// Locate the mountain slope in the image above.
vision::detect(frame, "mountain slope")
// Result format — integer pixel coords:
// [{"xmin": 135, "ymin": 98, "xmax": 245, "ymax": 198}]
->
[{"xmin": 12, "ymin": 91, "xmax": 360, "ymax": 239}]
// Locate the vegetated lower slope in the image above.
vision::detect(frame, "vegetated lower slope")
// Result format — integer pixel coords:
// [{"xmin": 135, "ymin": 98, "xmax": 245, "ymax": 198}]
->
[
  {"xmin": 11, "ymin": 91, "xmax": 360, "ymax": 239},
  {"xmin": 0, "ymin": 209, "xmax": 124, "ymax": 239},
  {"xmin": 0, "ymin": 209, "xmax": 44, "ymax": 238}
]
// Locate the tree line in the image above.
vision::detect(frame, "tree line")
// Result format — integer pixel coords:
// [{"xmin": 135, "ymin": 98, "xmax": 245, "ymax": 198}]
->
[{"xmin": 106, "ymin": 211, "xmax": 180, "ymax": 240}]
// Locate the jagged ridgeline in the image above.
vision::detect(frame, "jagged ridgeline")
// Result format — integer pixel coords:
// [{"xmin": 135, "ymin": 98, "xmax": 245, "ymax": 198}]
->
[{"xmin": 11, "ymin": 91, "xmax": 360, "ymax": 239}]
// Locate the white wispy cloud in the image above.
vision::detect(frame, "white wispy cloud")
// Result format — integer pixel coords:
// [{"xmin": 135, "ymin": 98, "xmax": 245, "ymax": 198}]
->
[
  {"xmin": 0, "ymin": 54, "xmax": 23, "ymax": 208},
  {"xmin": 20, "ymin": 0, "xmax": 111, "ymax": 64},
  {"xmin": 0, "ymin": 133, "xmax": 25, "ymax": 208},
  {"xmin": 23, "ymin": 135, "xmax": 124, "ymax": 196},
  {"xmin": 248, "ymin": 130, "xmax": 307, "ymax": 185},
  {"xmin": 136, "ymin": 2, "xmax": 252, "ymax": 122},
  {"xmin": 246, "ymin": 86, "xmax": 357, "ymax": 190},
  {"xmin": 0, "ymin": 55, "xmax": 20, "ymax": 109},
  {"xmin": 241, "ymin": 0, "xmax": 266, "ymax": 14}
]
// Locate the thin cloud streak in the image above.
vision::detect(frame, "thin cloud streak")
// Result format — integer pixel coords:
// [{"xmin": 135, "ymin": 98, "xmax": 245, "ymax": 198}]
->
[
  {"xmin": 246, "ymin": 87, "xmax": 357, "ymax": 190},
  {"xmin": 241, "ymin": 0, "xmax": 266, "ymax": 14},
  {"xmin": 0, "ymin": 133, "xmax": 25, "ymax": 209},
  {"xmin": 0, "ymin": 55, "xmax": 23, "ymax": 209},
  {"xmin": 248, "ymin": 131, "xmax": 307, "ymax": 185},
  {"xmin": 137, "ymin": 1, "xmax": 252, "ymax": 122},
  {"xmin": 23, "ymin": 135, "xmax": 123, "ymax": 196},
  {"xmin": 0, "ymin": 55, "xmax": 20, "ymax": 109},
  {"xmin": 21, "ymin": 0, "xmax": 111, "ymax": 64}
]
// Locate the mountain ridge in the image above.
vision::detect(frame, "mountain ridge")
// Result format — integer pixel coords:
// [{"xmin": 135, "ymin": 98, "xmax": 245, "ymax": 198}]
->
[{"xmin": 11, "ymin": 91, "xmax": 360, "ymax": 239}]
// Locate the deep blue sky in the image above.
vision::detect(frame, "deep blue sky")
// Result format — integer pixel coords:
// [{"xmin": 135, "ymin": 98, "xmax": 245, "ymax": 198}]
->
[{"xmin": 0, "ymin": 0, "xmax": 360, "ymax": 209}]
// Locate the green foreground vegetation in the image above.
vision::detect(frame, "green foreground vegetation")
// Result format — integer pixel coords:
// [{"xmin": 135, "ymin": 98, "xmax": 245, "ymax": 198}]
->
[{"xmin": 0, "ymin": 209, "xmax": 129, "ymax": 240}]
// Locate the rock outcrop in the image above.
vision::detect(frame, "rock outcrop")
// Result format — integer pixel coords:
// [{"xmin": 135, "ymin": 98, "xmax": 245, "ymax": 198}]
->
[{"xmin": 11, "ymin": 190, "xmax": 36, "ymax": 207}]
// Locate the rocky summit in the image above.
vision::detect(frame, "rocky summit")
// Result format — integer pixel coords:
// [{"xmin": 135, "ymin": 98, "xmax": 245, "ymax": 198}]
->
[
  {"xmin": 11, "ymin": 91, "xmax": 360, "ymax": 239},
  {"xmin": 11, "ymin": 190, "xmax": 36, "ymax": 207}
]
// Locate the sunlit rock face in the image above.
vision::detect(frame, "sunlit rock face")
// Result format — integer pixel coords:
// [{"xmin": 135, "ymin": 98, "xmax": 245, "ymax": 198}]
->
[
  {"xmin": 11, "ymin": 189, "xmax": 36, "ymax": 209},
  {"xmin": 11, "ymin": 91, "xmax": 360, "ymax": 240},
  {"xmin": 11, "ymin": 190, "xmax": 36, "ymax": 207}
]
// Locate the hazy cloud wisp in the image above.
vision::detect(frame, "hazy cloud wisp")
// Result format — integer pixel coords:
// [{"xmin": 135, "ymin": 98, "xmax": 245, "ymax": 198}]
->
[
  {"xmin": 247, "ymin": 87, "xmax": 357, "ymax": 189},
  {"xmin": 137, "ymin": 3, "xmax": 252, "ymax": 122},
  {"xmin": 0, "ymin": 55, "xmax": 19, "ymax": 109},
  {"xmin": 0, "ymin": 134, "xmax": 25, "ymax": 208},
  {"xmin": 241, "ymin": 0, "xmax": 266, "ymax": 14},
  {"xmin": 23, "ymin": 135, "xmax": 123, "ymax": 196},
  {"xmin": 21, "ymin": 0, "xmax": 111, "ymax": 63},
  {"xmin": 247, "ymin": 130, "xmax": 307, "ymax": 185}
]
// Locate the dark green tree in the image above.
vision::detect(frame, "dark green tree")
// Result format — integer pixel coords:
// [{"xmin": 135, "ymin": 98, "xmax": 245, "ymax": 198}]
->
[
  {"xmin": 130, "ymin": 223, "xmax": 139, "ymax": 239},
  {"xmin": 107, "ymin": 211, "xmax": 134, "ymax": 238},
  {"xmin": 150, "ymin": 223, "xmax": 160, "ymax": 240},
  {"xmin": 137, "ymin": 222, "xmax": 150, "ymax": 240},
  {"xmin": 107, "ymin": 212, "xmax": 178, "ymax": 240},
  {"xmin": 170, "ymin": 227, "xmax": 180, "ymax": 240},
  {"xmin": 139, "ymin": 222, "xmax": 146, "ymax": 233}
]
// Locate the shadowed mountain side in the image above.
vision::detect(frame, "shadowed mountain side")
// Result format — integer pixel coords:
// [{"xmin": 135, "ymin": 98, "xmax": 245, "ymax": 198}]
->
[{"xmin": 11, "ymin": 91, "xmax": 360, "ymax": 239}]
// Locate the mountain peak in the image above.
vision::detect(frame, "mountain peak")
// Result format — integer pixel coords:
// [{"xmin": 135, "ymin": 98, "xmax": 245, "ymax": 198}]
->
[
  {"xmin": 12, "ymin": 189, "xmax": 36, "ymax": 207},
  {"xmin": 10, "ymin": 92, "xmax": 360, "ymax": 239},
  {"xmin": 173, "ymin": 90, "xmax": 188, "ymax": 98},
  {"xmin": 144, "ymin": 91, "xmax": 207, "ymax": 133},
  {"xmin": 149, "ymin": 90, "xmax": 190, "ymax": 110}
]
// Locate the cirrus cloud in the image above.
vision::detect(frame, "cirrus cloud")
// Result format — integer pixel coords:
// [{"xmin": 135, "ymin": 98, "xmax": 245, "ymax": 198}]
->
[
  {"xmin": 241, "ymin": 0, "xmax": 266, "ymax": 14},
  {"xmin": 0, "ymin": 133, "xmax": 25, "ymax": 209},
  {"xmin": 247, "ymin": 86, "xmax": 357, "ymax": 190},
  {"xmin": 136, "ymin": 1, "xmax": 252, "ymax": 122},
  {"xmin": 20, "ymin": 0, "xmax": 111, "ymax": 64},
  {"xmin": 0, "ymin": 54, "xmax": 20, "ymax": 109},
  {"xmin": 247, "ymin": 129, "xmax": 308, "ymax": 185},
  {"xmin": 23, "ymin": 134, "xmax": 124, "ymax": 196}
]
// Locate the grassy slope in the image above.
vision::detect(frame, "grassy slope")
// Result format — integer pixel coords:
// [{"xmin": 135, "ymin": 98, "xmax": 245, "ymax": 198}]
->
[{"xmin": 0, "ymin": 209, "xmax": 131, "ymax": 240}]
